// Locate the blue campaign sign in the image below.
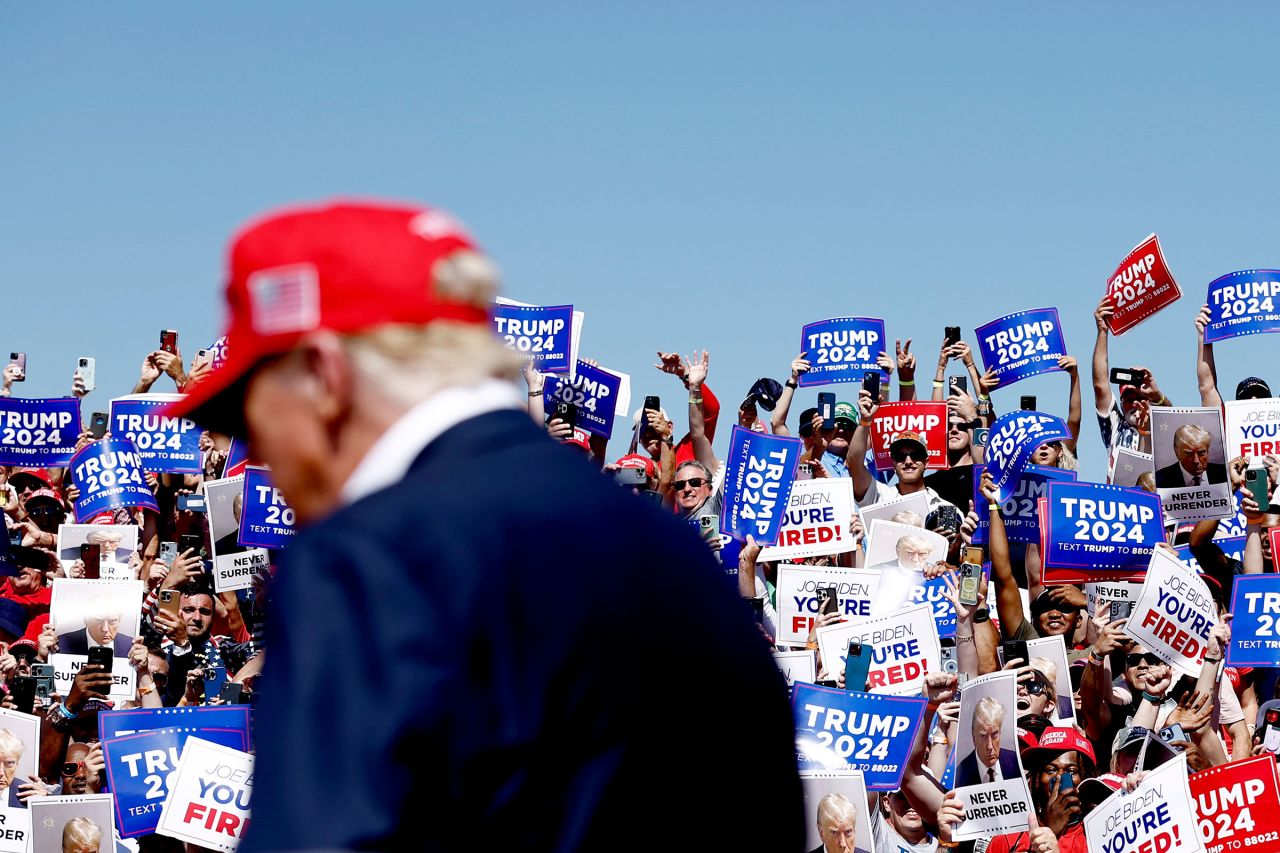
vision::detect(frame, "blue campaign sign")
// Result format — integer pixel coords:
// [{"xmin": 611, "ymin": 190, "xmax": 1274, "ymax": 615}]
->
[
  {"xmin": 103, "ymin": 725, "xmax": 252, "ymax": 837},
  {"xmin": 1204, "ymin": 270, "xmax": 1280, "ymax": 343},
  {"xmin": 0, "ymin": 396, "xmax": 80, "ymax": 466},
  {"xmin": 224, "ymin": 437, "xmax": 250, "ymax": 478},
  {"xmin": 720, "ymin": 426, "xmax": 802, "ymax": 545},
  {"xmin": 984, "ymin": 412, "xmax": 1071, "ymax": 503},
  {"xmin": 109, "ymin": 394, "xmax": 201, "ymax": 474},
  {"xmin": 1043, "ymin": 482, "xmax": 1164, "ymax": 570},
  {"xmin": 239, "ymin": 466, "xmax": 295, "ymax": 548},
  {"xmin": 543, "ymin": 360, "xmax": 623, "ymax": 438},
  {"xmin": 70, "ymin": 437, "xmax": 158, "ymax": 520},
  {"xmin": 971, "ymin": 464, "xmax": 1077, "ymax": 546},
  {"xmin": 491, "ymin": 302, "xmax": 575, "ymax": 373},
  {"xmin": 1175, "ymin": 536, "xmax": 1246, "ymax": 574},
  {"xmin": 792, "ymin": 683, "xmax": 928, "ymax": 790},
  {"xmin": 797, "ymin": 317, "xmax": 887, "ymax": 388},
  {"xmin": 99, "ymin": 704, "xmax": 253, "ymax": 742},
  {"xmin": 1227, "ymin": 575, "xmax": 1280, "ymax": 667},
  {"xmin": 975, "ymin": 307, "xmax": 1067, "ymax": 385}
]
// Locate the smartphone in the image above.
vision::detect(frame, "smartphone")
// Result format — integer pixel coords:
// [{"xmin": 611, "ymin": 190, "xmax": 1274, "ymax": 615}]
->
[
  {"xmin": 972, "ymin": 427, "xmax": 990, "ymax": 448},
  {"xmin": 87, "ymin": 645, "xmax": 114, "ymax": 670},
  {"xmin": 927, "ymin": 505, "xmax": 961, "ymax": 537},
  {"xmin": 817, "ymin": 585, "xmax": 839, "ymax": 616},
  {"xmin": 797, "ymin": 463, "xmax": 813, "ymax": 481},
  {"xmin": 862, "ymin": 371, "xmax": 881, "ymax": 404},
  {"xmin": 613, "ymin": 468, "xmax": 647, "ymax": 487},
  {"xmin": 203, "ymin": 665, "xmax": 228, "ymax": 697},
  {"xmin": 1159, "ymin": 723, "xmax": 1187, "ymax": 744},
  {"xmin": 944, "ymin": 326, "xmax": 961, "ymax": 347},
  {"xmin": 817, "ymin": 392, "xmax": 836, "ymax": 430},
  {"xmin": 9, "ymin": 677, "xmax": 34, "ymax": 714},
  {"xmin": 939, "ymin": 637, "xmax": 958, "ymax": 675},
  {"xmin": 160, "ymin": 329, "xmax": 178, "ymax": 354},
  {"xmin": 844, "ymin": 640, "xmax": 872, "ymax": 692},
  {"xmin": 177, "ymin": 494, "xmax": 206, "ymax": 512},
  {"xmin": 218, "ymin": 682, "xmax": 245, "ymax": 704},
  {"xmin": 699, "ymin": 515, "xmax": 721, "ymax": 549},
  {"xmin": 159, "ymin": 589, "xmax": 182, "ymax": 620},
  {"xmin": 7, "ymin": 353, "xmax": 25, "ymax": 382},
  {"xmin": 949, "ymin": 375, "xmax": 967, "ymax": 395},
  {"xmin": 1111, "ymin": 600, "xmax": 1134, "ymax": 620},
  {"xmin": 7, "ymin": 529, "xmax": 22, "ymax": 547},
  {"xmin": 643, "ymin": 395, "xmax": 660, "ymax": 413},
  {"xmin": 79, "ymin": 544, "xmax": 101, "ymax": 580},
  {"xmin": 1110, "ymin": 367, "xmax": 1139, "ymax": 385},
  {"xmin": 158, "ymin": 542, "xmax": 178, "ymax": 565},
  {"xmin": 76, "ymin": 357, "xmax": 96, "ymax": 392},
  {"xmin": 1264, "ymin": 709, "xmax": 1280, "ymax": 752},
  {"xmin": 179, "ymin": 533, "xmax": 204, "ymax": 558},
  {"xmin": 746, "ymin": 597, "xmax": 765, "ymax": 626},
  {"xmin": 1020, "ymin": 395, "xmax": 1037, "ymax": 411},
  {"xmin": 1001, "ymin": 639, "xmax": 1029, "ymax": 667},
  {"xmin": 958, "ymin": 563, "xmax": 981, "ymax": 608},
  {"xmin": 1246, "ymin": 467, "xmax": 1271, "ymax": 512},
  {"xmin": 552, "ymin": 401, "xmax": 577, "ymax": 429},
  {"xmin": 89, "ymin": 411, "xmax": 109, "ymax": 440}
]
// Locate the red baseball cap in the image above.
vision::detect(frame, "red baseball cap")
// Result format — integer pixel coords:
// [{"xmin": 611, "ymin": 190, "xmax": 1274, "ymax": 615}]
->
[
  {"xmin": 564, "ymin": 427, "xmax": 592, "ymax": 453},
  {"xmin": 615, "ymin": 454, "xmax": 657, "ymax": 478},
  {"xmin": 168, "ymin": 200, "xmax": 489, "ymax": 436},
  {"xmin": 1021, "ymin": 726, "xmax": 1097, "ymax": 771}
]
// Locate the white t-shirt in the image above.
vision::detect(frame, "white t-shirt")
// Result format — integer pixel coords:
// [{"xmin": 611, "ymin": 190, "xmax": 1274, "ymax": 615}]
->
[{"xmin": 871, "ymin": 803, "xmax": 937, "ymax": 853}]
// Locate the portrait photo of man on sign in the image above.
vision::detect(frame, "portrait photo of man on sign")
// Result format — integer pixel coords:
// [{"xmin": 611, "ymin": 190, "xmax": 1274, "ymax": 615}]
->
[{"xmin": 1152, "ymin": 407, "xmax": 1234, "ymax": 523}]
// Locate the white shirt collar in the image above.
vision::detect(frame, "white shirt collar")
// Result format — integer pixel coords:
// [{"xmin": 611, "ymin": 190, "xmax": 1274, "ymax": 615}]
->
[{"xmin": 340, "ymin": 379, "xmax": 522, "ymax": 506}]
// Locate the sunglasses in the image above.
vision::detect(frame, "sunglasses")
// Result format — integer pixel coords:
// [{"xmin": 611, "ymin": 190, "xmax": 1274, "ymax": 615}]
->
[
  {"xmin": 26, "ymin": 506, "xmax": 61, "ymax": 517},
  {"xmin": 1126, "ymin": 652, "xmax": 1163, "ymax": 668},
  {"xmin": 673, "ymin": 477, "xmax": 708, "ymax": 491},
  {"xmin": 891, "ymin": 448, "xmax": 926, "ymax": 463},
  {"xmin": 60, "ymin": 761, "xmax": 83, "ymax": 776},
  {"xmin": 1026, "ymin": 678, "xmax": 1051, "ymax": 696}
]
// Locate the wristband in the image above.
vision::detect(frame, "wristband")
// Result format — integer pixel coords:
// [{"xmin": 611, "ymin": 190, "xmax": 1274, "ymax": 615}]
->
[
  {"xmin": 1203, "ymin": 656, "xmax": 1221, "ymax": 664},
  {"xmin": 932, "ymin": 380, "xmax": 945, "ymax": 389},
  {"xmin": 931, "ymin": 734, "xmax": 950, "ymax": 746},
  {"xmin": 972, "ymin": 608, "xmax": 990, "ymax": 623},
  {"xmin": 785, "ymin": 379, "xmax": 798, "ymax": 389},
  {"xmin": 956, "ymin": 634, "xmax": 975, "ymax": 644},
  {"xmin": 688, "ymin": 396, "xmax": 703, "ymax": 405},
  {"xmin": 978, "ymin": 394, "xmax": 991, "ymax": 402},
  {"xmin": 1142, "ymin": 691, "xmax": 1164, "ymax": 705},
  {"xmin": 528, "ymin": 389, "xmax": 543, "ymax": 397},
  {"xmin": 899, "ymin": 379, "xmax": 915, "ymax": 387},
  {"xmin": 859, "ymin": 418, "xmax": 872, "ymax": 427},
  {"xmin": 988, "ymin": 503, "xmax": 999, "ymax": 512}
]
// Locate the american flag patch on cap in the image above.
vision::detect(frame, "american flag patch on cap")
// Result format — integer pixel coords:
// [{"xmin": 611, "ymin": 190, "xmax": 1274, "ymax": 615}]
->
[{"xmin": 248, "ymin": 264, "xmax": 320, "ymax": 335}]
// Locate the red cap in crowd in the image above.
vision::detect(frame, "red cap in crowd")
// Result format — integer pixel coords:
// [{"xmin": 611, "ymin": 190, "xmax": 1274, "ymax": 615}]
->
[
  {"xmin": 169, "ymin": 200, "xmax": 489, "ymax": 436},
  {"xmin": 1020, "ymin": 726, "xmax": 1097, "ymax": 772},
  {"xmin": 615, "ymin": 454, "xmax": 657, "ymax": 478},
  {"xmin": 563, "ymin": 428, "xmax": 592, "ymax": 452}
]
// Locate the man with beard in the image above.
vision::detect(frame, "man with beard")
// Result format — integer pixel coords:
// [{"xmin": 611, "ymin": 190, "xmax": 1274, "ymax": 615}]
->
[
  {"xmin": 980, "ymin": 471, "xmax": 1081, "ymax": 643},
  {"xmin": 983, "ymin": 727, "xmax": 1094, "ymax": 853}
]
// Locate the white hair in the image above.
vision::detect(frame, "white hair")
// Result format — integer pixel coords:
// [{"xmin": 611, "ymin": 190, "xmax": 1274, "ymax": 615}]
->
[{"xmin": 341, "ymin": 250, "xmax": 521, "ymax": 408}]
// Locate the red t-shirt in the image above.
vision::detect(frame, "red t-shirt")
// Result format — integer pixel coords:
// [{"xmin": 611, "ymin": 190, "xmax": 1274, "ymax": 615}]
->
[
  {"xmin": 674, "ymin": 383, "xmax": 720, "ymax": 466},
  {"xmin": 1, "ymin": 580, "xmax": 51, "ymax": 620},
  {"xmin": 985, "ymin": 823, "xmax": 1086, "ymax": 853}
]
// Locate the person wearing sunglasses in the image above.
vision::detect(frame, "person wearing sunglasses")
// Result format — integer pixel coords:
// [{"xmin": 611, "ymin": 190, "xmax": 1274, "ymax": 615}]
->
[
  {"xmin": 672, "ymin": 461, "xmax": 721, "ymax": 523},
  {"xmin": 847, "ymin": 391, "xmax": 960, "ymax": 524},
  {"xmin": 1017, "ymin": 660, "xmax": 1059, "ymax": 722}
]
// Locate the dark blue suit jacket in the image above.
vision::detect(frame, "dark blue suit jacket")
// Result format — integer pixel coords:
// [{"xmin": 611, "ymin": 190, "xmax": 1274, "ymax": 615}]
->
[
  {"xmin": 956, "ymin": 747, "xmax": 1022, "ymax": 788},
  {"xmin": 242, "ymin": 410, "xmax": 803, "ymax": 851}
]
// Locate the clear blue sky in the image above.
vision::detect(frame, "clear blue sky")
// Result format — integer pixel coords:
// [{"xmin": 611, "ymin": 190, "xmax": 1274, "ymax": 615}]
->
[{"xmin": 5, "ymin": 5, "xmax": 1278, "ymax": 480}]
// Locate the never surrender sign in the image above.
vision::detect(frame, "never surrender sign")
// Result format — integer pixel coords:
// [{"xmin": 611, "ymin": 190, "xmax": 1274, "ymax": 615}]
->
[
  {"xmin": 491, "ymin": 302, "xmax": 575, "ymax": 373},
  {"xmin": 797, "ymin": 317, "xmax": 886, "ymax": 388},
  {"xmin": 543, "ymin": 360, "xmax": 624, "ymax": 438},
  {"xmin": 70, "ymin": 437, "xmax": 158, "ymax": 520},
  {"xmin": 1043, "ymin": 481, "xmax": 1164, "ymax": 571},
  {"xmin": 110, "ymin": 394, "xmax": 201, "ymax": 474},
  {"xmin": 720, "ymin": 426, "xmax": 802, "ymax": 545},
  {"xmin": 975, "ymin": 307, "xmax": 1066, "ymax": 386},
  {"xmin": 971, "ymin": 464, "xmax": 1075, "ymax": 546},
  {"xmin": 0, "ymin": 397, "xmax": 79, "ymax": 467},
  {"xmin": 1204, "ymin": 270, "xmax": 1280, "ymax": 343},
  {"xmin": 1227, "ymin": 575, "xmax": 1280, "ymax": 668},
  {"xmin": 1106, "ymin": 234, "xmax": 1182, "ymax": 335},
  {"xmin": 1127, "ymin": 548, "xmax": 1217, "ymax": 678},
  {"xmin": 792, "ymin": 683, "xmax": 928, "ymax": 790},
  {"xmin": 759, "ymin": 478, "xmax": 856, "ymax": 562},
  {"xmin": 984, "ymin": 411, "xmax": 1071, "ymax": 503},
  {"xmin": 870, "ymin": 401, "xmax": 947, "ymax": 470},
  {"xmin": 238, "ymin": 467, "xmax": 295, "ymax": 549}
]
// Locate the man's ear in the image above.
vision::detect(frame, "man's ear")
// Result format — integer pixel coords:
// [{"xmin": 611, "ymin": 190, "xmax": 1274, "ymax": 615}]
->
[{"xmin": 295, "ymin": 332, "xmax": 354, "ymax": 426}]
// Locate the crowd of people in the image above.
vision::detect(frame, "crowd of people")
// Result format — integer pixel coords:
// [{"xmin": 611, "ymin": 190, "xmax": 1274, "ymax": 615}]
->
[{"xmin": 0, "ymin": 266, "xmax": 1275, "ymax": 853}]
